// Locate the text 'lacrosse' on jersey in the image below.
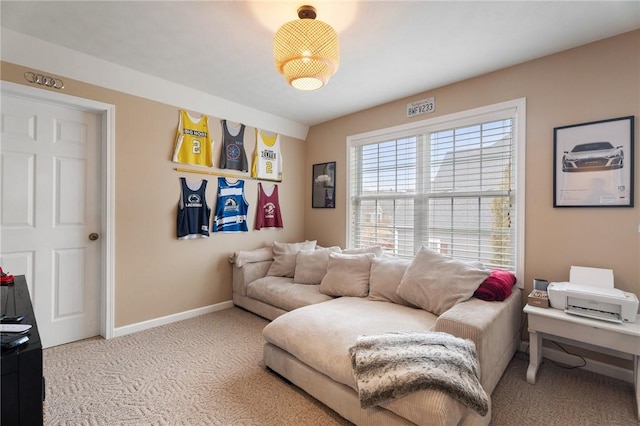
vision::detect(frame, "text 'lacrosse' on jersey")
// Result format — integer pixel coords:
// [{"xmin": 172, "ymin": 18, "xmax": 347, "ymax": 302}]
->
[
  {"xmin": 173, "ymin": 110, "xmax": 215, "ymax": 167},
  {"xmin": 252, "ymin": 129, "xmax": 283, "ymax": 181}
]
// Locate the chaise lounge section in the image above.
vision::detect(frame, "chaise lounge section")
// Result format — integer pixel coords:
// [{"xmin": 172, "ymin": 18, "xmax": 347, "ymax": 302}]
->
[{"xmin": 231, "ymin": 242, "xmax": 522, "ymax": 425}]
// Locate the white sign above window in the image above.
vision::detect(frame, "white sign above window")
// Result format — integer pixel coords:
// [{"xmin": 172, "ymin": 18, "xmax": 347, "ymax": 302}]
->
[{"xmin": 406, "ymin": 97, "xmax": 435, "ymax": 117}]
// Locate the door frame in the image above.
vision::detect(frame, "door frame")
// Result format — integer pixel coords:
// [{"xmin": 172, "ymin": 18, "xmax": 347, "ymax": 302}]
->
[{"xmin": 1, "ymin": 80, "xmax": 116, "ymax": 340}]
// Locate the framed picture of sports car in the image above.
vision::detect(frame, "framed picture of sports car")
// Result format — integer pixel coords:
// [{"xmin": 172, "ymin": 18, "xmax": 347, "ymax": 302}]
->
[{"xmin": 554, "ymin": 115, "xmax": 634, "ymax": 207}]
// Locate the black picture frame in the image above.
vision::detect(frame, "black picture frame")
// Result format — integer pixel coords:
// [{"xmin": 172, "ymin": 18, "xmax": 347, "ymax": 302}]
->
[
  {"xmin": 553, "ymin": 116, "xmax": 634, "ymax": 207},
  {"xmin": 312, "ymin": 162, "xmax": 336, "ymax": 208}
]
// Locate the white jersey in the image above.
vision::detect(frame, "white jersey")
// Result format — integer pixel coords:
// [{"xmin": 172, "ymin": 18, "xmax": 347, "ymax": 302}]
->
[{"xmin": 251, "ymin": 129, "xmax": 283, "ymax": 181}]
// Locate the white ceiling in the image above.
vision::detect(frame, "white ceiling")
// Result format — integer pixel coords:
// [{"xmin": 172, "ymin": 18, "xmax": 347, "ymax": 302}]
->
[{"xmin": 2, "ymin": 1, "xmax": 639, "ymax": 128}]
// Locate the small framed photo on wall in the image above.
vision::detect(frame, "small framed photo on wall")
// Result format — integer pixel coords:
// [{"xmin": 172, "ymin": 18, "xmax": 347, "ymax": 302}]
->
[
  {"xmin": 553, "ymin": 116, "xmax": 634, "ymax": 207},
  {"xmin": 312, "ymin": 162, "xmax": 336, "ymax": 208}
]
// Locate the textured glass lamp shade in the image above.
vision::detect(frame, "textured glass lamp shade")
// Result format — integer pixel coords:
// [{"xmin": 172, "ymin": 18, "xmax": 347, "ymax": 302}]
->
[{"xmin": 274, "ymin": 15, "xmax": 339, "ymax": 91}]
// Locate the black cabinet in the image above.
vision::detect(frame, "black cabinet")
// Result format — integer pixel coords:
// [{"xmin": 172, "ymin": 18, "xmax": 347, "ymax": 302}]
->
[{"xmin": 1, "ymin": 275, "xmax": 44, "ymax": 426}]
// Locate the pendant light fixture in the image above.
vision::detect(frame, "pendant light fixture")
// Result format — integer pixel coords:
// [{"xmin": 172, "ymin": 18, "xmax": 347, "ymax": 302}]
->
[{"xmin": 273, "ymin": 5, "xmax": 340, "ymax": 91}]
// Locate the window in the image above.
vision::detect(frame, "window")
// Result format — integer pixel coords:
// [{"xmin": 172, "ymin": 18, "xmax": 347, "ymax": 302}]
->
[{"xmin": 347, "ymin": 99, "xmax": 525, "ymax": 277}]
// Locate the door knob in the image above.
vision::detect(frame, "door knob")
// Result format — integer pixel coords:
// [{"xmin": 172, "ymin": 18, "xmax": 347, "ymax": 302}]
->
[{"xmin": 88, "ymin": 233, "xmax": 100, "ymax": 241}]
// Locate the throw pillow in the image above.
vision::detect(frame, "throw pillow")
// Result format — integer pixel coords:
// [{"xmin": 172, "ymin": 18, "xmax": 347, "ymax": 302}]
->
[
  {"xmin": 368, "ymin": 257, "xmax": 415, "ymax": 306},
  {"xmin": 267, "ymin": 240, "xmax": 317, "ymax": 278},
  {"xmin": 342, "ymin": 246, "xmax": 384, "ymax": 257},
  {"xmin": 320, "ymin": 252, "xmax": 375, "ymax": 297},
  {"xmin": 293, "ymin": 246, "xmax": 342, "ymax": 285},
  {"xmin": 473, "ymin": 269, "xmax": 517, "ymax": 301},
  {"xmin": 396, "ymin": 246, "xmax": 490, "ymax": 315}
]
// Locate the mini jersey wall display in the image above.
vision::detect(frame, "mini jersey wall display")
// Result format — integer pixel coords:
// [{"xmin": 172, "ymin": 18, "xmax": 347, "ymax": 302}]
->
[
  {"xmin": 252, "ymin": 129, "xmax": 283, "ymax": 181},
  {"xmin": 213, "ymin": 177, "xmax": 249, "ymax": 232},
  {"xmin": 255, "ymin": 183, "xmax": 283, "ymax": 230},
  {"xmin": 177, "ymin": 178, "xmax": 211, "ymax": 239},
  {"xmin": 173, "ymin": 110, "xmax": 214, "ymax": 167},
  {"xmin": 219, "ymin": 120, "xmax": 249, "ymax": 172}
]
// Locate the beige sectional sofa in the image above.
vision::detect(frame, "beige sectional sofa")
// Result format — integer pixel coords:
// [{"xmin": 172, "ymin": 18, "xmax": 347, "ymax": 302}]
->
[{"xmin": 231, "ymin": 242, "xmax": 522, "ymax": 426}]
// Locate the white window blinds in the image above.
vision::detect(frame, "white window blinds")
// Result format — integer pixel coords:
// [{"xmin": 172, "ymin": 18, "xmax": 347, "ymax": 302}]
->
[{"xmin": 348, "ymin": 101, "xmax": 524, "ymax": 272}]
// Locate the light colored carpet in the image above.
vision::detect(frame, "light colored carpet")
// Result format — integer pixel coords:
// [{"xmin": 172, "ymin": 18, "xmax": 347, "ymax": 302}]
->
[{"xmin": 43, "ymin": 307, "xmax": 638, "ymax": 425}]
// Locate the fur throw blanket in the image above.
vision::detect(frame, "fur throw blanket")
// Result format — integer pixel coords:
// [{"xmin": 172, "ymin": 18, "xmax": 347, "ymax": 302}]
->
[{"xmin": 349, "ymin": 331, "xmax": 488, "ymax": 416}]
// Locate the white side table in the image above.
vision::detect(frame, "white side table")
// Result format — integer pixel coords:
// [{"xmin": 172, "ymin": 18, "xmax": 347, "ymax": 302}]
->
[{"xmin": 523, "ymin": 304, "xmax": 640, "ymax": 419}]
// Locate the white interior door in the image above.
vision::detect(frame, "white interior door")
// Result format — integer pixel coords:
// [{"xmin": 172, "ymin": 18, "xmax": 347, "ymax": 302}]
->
[{"xmin": 1, "ymin": 93, "xmax": 102, "ymax": 348}]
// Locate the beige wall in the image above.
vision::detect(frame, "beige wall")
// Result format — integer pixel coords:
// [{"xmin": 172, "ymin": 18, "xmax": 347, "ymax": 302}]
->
[
  {"xmin": 2, "ymin": 30, "xmax": 638, "ymax": 339},
  {"xmin": 305, "ymin": 30, "xmax": 640, "ymax": 301},
  {"xmin": 1, "ymin": 61, "xmax": 306, "ymax": 327}
]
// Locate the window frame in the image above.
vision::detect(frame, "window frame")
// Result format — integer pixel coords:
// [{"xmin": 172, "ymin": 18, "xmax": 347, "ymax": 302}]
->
[{"xmin": 346, "ymin": 98, "xmax": 526, "ymax": 287}]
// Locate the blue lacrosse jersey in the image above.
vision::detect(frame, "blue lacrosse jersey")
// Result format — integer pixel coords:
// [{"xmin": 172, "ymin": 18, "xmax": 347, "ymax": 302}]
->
[{"xmin": 213, "ymin": 177, "xmax": 249, "ymax": 232}]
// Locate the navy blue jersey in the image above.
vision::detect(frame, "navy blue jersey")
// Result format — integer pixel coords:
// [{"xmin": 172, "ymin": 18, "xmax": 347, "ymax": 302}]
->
[
  {"xmin": 219, "ymin": 120, "xmax": 249, "ymax": 172},
  {"xmin": 177, "ymin": 178, "xmax": 211, "ymax": 239},
  {"xmin": 213, "ymin": 177, "xmax": 249, "ymax": 232}
]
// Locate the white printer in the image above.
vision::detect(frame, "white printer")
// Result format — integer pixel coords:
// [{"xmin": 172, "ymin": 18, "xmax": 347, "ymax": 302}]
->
[{"xmin": 547, "ymin": 266, "xmax": 639, "ymax": 323}]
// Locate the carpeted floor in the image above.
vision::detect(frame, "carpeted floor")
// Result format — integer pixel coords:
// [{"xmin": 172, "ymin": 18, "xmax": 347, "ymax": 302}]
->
[{"xmin": 43, "ymin": 307, "xmax": 638, "ymax": 425}]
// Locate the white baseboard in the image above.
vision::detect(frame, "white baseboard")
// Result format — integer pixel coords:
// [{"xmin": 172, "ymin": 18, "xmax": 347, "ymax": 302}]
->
[
  {"xmin": 518, "ymin": 342, "xmax": 633, "ymax": 383},
  {"xmin": 112, "ymin": 300, "xmax": 234, "ymax": 338}
]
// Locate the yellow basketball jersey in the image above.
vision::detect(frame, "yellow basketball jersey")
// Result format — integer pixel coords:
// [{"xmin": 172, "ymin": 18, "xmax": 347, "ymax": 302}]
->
[{"xmin": 173, "ymin": 110, "xmax": 214, "ymax": 167}]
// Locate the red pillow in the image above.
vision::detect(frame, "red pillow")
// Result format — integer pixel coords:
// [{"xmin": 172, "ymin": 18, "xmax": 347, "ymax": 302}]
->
[{"xmin": 473, "ymin": 269, "xmax": 517, "ymax": 301}]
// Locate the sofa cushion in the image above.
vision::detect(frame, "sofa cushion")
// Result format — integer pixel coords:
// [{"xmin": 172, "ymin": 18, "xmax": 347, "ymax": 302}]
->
[
  {"xmin": 396, "ymin": 246, "xmax": 490, "ymax": 315},
  {"xmin": 263, "ymin": 297, "xmax": 438, "ymax": 391},
  {"xmin": 368, "ymin": 256, "xmax": 415, "ymax": 307},
  {"xmin": 267, "ymin": 240, "xmax": 317, "ymax": 278},
  {"xmin": 247, "ymin": 276, "xmax": 333, "ymax": 311},
  {"xmin": 342, "ymin": 246, "xmax": 384, "ymax": 257},
  {"xmin": 319, "ymin": 252, "xmax": 375, "ymax": 297},
  {"xmin": 293, "ymin": 246, "xmax": 342, "ymax": 285}
]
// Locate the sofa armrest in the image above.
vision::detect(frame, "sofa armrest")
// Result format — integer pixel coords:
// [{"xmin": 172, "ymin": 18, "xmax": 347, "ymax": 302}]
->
[
  {"xmin": 229, "ymin": 246, "xmax": 274, "ymax": 296},
  {"xmin": 232, "ymin": 260, "xmax": 273, "ymax": 297},
  {"xmin": 434, "ymin": 288, "xmax": 522, "ymax": 393},
  {"xmin": 229, "ymin": 246, "xmax": 274, "ymax": 267}
]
